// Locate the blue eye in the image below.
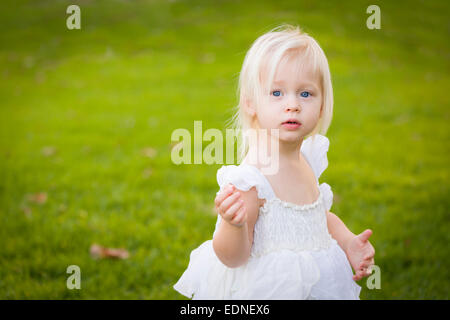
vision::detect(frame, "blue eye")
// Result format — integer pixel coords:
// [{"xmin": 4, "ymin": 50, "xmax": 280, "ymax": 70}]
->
[
  {"xmin": 300, "ymin": 91, "xmax": 311, "ymax": 98},
  {"xmin": 272, "ymin": 90, "xmax": 281, "ymax": 97}
]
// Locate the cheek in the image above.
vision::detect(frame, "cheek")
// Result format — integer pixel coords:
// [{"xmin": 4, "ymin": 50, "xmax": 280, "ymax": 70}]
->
[
  {"xmin": 304, "ymin": 113, "xmax": 318, "ymax": 128},
  {"xmin": 254, "ymin": 106, "xmax": 273, "ymax": 128},
  {"xmin": 306, "ymin": 98, "xmax": 322, "ymax": 117},
  {"xmin": 259, "ymin": 102, "xmax": 278, "ymax": 118},
  {"xmin": 301, "ymin": 104, "xmax": 322, "ymax": 129},
  {"xmin": 304, "ymin": 102, "xmax": 321, "ymax": 118}
]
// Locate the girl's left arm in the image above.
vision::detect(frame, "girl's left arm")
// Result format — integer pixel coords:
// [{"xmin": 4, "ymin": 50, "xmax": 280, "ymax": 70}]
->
[
  {"xmin": 326, "ymin": 211, "xmax": 355, "ymax": 252},
  {"xmin": 326, "ymin": 210, "xmax": 376, "ymax": 281}
]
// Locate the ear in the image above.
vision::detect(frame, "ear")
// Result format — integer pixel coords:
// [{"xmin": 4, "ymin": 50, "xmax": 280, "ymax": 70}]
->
[{"xmin": 244, "ymin": 97, "xmax": 256, "ymax": 117}]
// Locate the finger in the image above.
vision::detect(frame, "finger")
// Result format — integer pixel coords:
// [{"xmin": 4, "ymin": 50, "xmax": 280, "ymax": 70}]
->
[
  {"xmin": 357, "ymin": 269, "xmax": 365, "ymax": 279},
  {"xmin": 361, "ymin": 261, "xmax": 373, "ymax": 272},
  {"xmin": 361, "ymin": 255, "xmax": 375, "ymax": 268},
  {"xmin": 364, "ymin": 249, "xmax": 375, "ymax": 260},
  {"xmin": 359, "ymin": 268, "xmax": 371, "ymax": 278},
  {"xmin": 363, "ymin": 253, "xmax": 374, "ymax": 260},
  {"xmin": 358, "ymin": 229, "xmax": 372, "ymax": 242},
  {"xmin": 232, "ymin": 205, "xmax": 246, "ymax": 221},
  {"xmin": 215, "ymin": 184, "xmax": 235, "ymax": 207},
  {"xmin": 359, "ymin": 264, "xmax": 374, "ymax": 277},
  {"xmin": 364, "ymin": 257, "xmax": 375, "ymax": 267},
  {"xmin": 223, "ymin": 199, "xmax": 244, "ymax": 221},
  {"xmin": 215, "ymin": 189, "xmax": 231, "ymax": 210},
  {"xmin": 218, "ymin": 191, "xmax": 241, "ymax": 214},
  {"xmin": 231, "ymin": 206, "xmax": 246, "ymax": 225},
  {"xmin": 353, "ymin": 268, "xmax": 362, "ymax": 280},
  {"xmin": 359, "ymin": 260, "xmax": 372, "ymax": 269}
]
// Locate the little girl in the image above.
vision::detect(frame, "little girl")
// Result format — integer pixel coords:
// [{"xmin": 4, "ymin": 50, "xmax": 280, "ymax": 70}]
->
[{"xmin": 173, "ymin": 24, "xmax": 375, "ymax": 300}]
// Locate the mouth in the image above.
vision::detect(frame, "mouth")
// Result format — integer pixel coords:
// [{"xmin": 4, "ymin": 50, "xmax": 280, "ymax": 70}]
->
[
  {"xmin": 282, "ymin": 120, "xmax": 300, "ymax": 125},
  {"xmin": 281, "ymin": 119, "xmax": 302, "ymax": 129}
]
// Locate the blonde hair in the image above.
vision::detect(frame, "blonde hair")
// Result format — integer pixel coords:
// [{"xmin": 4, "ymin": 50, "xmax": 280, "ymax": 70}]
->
[{"xmin": 228, "ymin": 24, "xmax": 334, "ymax": 163}]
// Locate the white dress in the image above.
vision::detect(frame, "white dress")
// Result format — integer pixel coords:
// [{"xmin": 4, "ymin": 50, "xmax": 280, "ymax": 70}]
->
[{"xmin": 173, "ymin": 134, "xmax": 362, "ymax": 300}]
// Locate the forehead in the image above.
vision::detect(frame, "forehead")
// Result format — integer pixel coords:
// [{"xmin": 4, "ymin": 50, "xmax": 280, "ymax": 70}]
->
[{"xmin": 272, "ymin": 53, "xmax": 321, "ymax": 86}]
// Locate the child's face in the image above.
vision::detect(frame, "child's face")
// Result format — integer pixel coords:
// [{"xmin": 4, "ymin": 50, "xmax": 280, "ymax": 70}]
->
[{"xmin": 254, "ymin": 54, "xmax": 323, "ymax": 143}]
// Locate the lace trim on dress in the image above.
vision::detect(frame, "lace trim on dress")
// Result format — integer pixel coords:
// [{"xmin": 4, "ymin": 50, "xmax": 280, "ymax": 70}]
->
[{"xmin": 259, "ymin": 189, "xmax": 323, "ymax": 213}]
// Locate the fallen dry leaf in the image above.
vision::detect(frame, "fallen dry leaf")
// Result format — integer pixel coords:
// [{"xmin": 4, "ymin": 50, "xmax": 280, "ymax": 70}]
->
[
  {"xmin": 27, "ymin": 192, "xmax": 47, "ymax": 204},
  {"xmin": 404, "ymin": 238, "xmax": 411, "ymax": 248},
  {"xmin": 21, "ymin": 205, "xmax": 32, "ymax": 217},
  {"xmin": 90, "ymin": 243, "xmax": 130, "ymax": 260},
  {"xmin": 141, "ymin": 147, "xmax": 157, "ymax": 158},
  {"xmin": 199, "ymin": 52, "xmax": 216, "ymax": 64},
  {"xmin": 79, "ymin": 209, "xmax": 88, "ymax": 219},
  {"xmin": 41, "ymin": 146, "xmax": 56, "ymax": 157},
  {"xmin": 81, "ymin": 145, "xmax": 91, "ymax": 154},
  {"xmin": 142, "ymin": 168, "xmax": 152, "ymax": 179}
]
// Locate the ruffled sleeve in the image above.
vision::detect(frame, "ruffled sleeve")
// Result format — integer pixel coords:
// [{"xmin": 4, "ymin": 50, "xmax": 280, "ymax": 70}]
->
[
  {"xmin": 301, "ymin": 134, "xmax": 334, "ymax": 211},
  {"xmin": 213, "ymin": 164, "xmax": 275, "ymax": 238},
  {"xmin": 319, "ymin": 182, "xmax": 333, "ymax": 212},
  {"xmin": 301, "ymin": 134, "xmax": 330, "ymax": 179},
  {"xmin": 216, "ymin": 164, "xmax": 274, "ymax": 200}
]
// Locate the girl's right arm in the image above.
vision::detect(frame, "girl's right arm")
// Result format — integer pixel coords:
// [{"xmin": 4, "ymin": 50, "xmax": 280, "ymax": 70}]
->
[{"xmin": 212, "ymin": 184, "xmax": 261, "ymax": 268}]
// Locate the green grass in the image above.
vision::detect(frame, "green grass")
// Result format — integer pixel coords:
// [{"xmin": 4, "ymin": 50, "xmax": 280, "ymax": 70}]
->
[{"xmin": 0, "ymin": 0, "xmax": 449, "ymax": 299}]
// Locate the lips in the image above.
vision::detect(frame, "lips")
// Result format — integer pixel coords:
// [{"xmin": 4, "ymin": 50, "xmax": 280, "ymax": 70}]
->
[
  {"xmin": 282, "ymin": 119, "xmax": 301, "ymax": 125},
  {"xmin": 281, "ymin": 118, "xmax": 301, "ymax": 130}
]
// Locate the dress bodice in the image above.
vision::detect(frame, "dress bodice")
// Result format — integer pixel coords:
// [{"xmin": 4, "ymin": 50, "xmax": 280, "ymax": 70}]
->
[{"xmin": 250, "ymin": 185, "xmax": 334, "ymax": 257}]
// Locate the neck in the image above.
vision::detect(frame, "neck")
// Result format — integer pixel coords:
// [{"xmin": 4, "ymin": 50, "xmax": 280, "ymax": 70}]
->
[
  {"xmin": 243, "ymin": 131, "xmax": 305, "ymax": 173},
  {"xmin": 278, "ymin": 139, "xmax": 303, "ymax": 165}
]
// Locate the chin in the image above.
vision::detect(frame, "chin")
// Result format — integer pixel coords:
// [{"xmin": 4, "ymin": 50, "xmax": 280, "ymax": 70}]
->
[{"xmin": 279, "ymin": 133, "xmax": 303, "ymax": 144}]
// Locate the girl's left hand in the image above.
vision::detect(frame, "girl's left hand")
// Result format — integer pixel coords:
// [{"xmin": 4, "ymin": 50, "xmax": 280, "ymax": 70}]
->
[{"xmin": 345, "ymin": 229, "xmax": 376, "ymax": 281}]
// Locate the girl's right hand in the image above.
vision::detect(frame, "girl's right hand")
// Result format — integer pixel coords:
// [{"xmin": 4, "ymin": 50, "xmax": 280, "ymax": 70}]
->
[{"xmin": 214, "ymin": 183, "xmax": 247, "ymax": 227}]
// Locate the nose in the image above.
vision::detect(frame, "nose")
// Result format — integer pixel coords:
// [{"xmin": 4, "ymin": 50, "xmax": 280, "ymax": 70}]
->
[
  {"xmin": 285, "ymin": 104, "xmax": 300, "ymax": 112},
  {"xmin": 284, "ymin": 93, "xmax": 301, "ymax": 112}
]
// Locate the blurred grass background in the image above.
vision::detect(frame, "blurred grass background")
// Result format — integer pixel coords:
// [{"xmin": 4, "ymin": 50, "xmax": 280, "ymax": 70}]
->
[{"xmin": 0, "ymin": 0, "xmax": 448, "ymax": 299}]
